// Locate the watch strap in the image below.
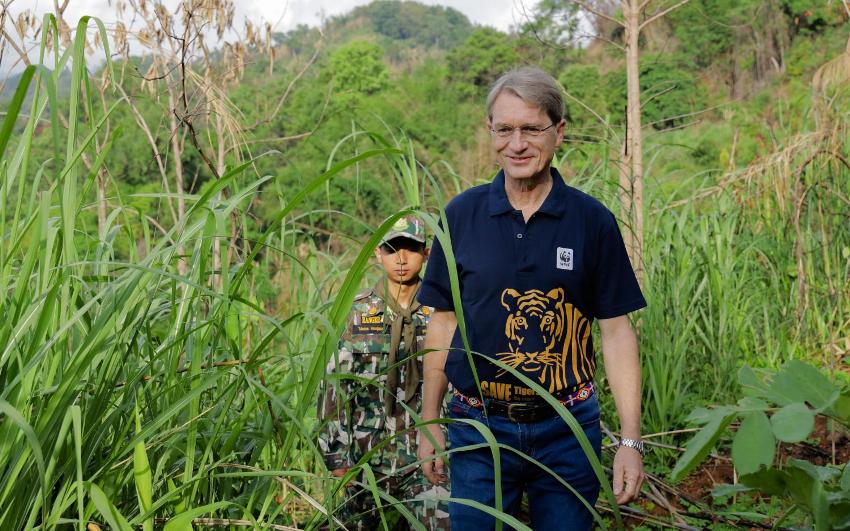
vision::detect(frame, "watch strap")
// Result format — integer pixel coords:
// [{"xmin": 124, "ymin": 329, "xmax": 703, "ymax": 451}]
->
[{"xmin": 619, "ymin": 437, "xmax": 645, "ymax": 457}]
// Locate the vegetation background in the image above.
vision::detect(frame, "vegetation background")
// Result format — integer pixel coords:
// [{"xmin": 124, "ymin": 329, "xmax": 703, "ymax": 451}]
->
[{"xmin": 1, "ymin": 0, "xmax": 849, "ymax": 529}]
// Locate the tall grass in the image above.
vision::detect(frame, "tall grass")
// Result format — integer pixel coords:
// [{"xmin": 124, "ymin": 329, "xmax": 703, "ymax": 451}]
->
[{"xmin": 0, "ymin": 16, "xmax": 403, "ymax": 529}]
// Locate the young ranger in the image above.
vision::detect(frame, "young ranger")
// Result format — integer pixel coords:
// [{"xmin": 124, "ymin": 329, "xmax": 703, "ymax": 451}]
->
[{"xmin": 318, "ymin": 216, "xmax": 450, "ymax": 530}]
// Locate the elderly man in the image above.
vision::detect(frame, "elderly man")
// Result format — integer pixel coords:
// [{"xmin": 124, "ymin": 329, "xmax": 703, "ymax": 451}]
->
[{"xmin": 416, "ymin": 67, "xmax": 646, "ymax": 529}]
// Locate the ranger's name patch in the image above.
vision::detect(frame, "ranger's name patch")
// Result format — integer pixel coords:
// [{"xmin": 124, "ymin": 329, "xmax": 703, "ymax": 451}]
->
[{"xmin": 352, "ymin": 313, "xmax": 385, "ymax": 334}]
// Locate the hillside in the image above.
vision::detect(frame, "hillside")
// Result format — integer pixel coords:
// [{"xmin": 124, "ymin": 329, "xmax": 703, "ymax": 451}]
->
[{"xmin": 10, "ymin": 0, "xmax": 848, "ymax": 226}]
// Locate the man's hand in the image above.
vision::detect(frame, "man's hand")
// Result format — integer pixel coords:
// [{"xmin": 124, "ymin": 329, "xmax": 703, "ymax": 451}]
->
[
  {"xmin": 418, "ymin": 423, "xmax": 447, "ymax": 485},
  {"xmin": 612, "ymin": 445, "xmax": 644, "ymax": 504}
]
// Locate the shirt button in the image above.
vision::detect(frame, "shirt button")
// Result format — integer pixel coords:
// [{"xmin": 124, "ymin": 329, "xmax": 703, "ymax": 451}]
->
[{"xmin": 517, "ymin": 233, "xmax": 523, "ymax": 239}]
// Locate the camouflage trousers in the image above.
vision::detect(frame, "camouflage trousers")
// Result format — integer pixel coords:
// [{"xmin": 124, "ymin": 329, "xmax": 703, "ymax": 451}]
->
[{"xmin": 336, "ymin": 470, "xmax": 450, "ymax": 531}]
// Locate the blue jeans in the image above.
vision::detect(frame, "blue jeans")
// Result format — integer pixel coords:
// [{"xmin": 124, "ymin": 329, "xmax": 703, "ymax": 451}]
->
[{"xmin": 446, "ymin": 392, "xmax": 602, "ymax": 530}]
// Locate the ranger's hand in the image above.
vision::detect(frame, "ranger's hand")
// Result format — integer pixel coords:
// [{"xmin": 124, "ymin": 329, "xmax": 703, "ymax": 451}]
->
[
  {"xmin": 418, "ymin": 424, "xmax": 447, "ymax": 485},
  {"xmin": 612, "ymin": 445, "xmax": 644, "ymax": 504},
  {"xmin": 331, "ymin": 467, "xmax": 350, "ymax": 478}
]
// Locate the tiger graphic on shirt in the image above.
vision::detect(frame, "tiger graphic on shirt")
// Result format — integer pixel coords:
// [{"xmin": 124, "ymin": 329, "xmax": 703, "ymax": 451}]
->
[{"xmin": 498, "ymin": 287, "xmax": 593, "ymax": 393}]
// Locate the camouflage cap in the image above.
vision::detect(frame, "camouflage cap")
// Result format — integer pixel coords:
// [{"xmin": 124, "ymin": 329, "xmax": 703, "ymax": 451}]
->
[{"xmin": 381, "ymin": 215, "xmax": 426, "ymax": 244}]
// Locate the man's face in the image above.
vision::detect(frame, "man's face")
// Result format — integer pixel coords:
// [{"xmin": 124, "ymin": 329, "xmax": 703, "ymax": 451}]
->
[
  {"xmin": 374, "ymin": 237, "xmax": 428, "ymax": 285},
  {"xmin": 487, "ymin": 92, "xmax": 564, "ymax": 182}
]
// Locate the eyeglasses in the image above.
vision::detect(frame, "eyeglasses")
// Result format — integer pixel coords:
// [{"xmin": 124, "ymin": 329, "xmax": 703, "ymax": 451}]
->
[{"xmin": 489, "ymin": 123, "xmax": 557, "ymax": 139}]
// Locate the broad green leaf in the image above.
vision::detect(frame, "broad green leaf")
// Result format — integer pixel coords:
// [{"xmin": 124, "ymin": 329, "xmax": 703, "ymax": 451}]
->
[
  {"xmin": 842, "ymin": 463, "xmax": 850, "ymax": 492},
  {"xmin": 89, "ymin": 483, "xmax": 133, "ymax": 531},
  {"xmin": 736, "ymin": 396, "xmax": 770, "ymax": 413},
  {"xmin": 738, "ymin": 365, "xmax": 769, "ymax": 396},
  {"xmin": 684, "ymin": 406, "xmax": 715, "ymax": 424},
  {"xmin": 830, "ymin": 393, "xmax": 850, "ymax": 423},
  {"xmin": 770, "ymin": 402, "xmax": 814, "ymax": 443},
  {"xmin": 767, "ymin": 360, "xmax": 839, "ymax": 411},
  {"xmin": 740, "ymin": 468, "xmax": 788, "ymax": 495},
  {"xmin": 732, "ymin": 412, "xmax": 775, "ymax": 475},
  {"xmin": 670, "ymin": 406, "xmax": 736, "ymax": 483},
  {"xmin": 787, "ymin": 458, "xmax": 841, "ymax": 483}
]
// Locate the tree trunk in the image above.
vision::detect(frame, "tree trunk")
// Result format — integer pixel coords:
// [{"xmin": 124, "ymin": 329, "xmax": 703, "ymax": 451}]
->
[{"xmin": 621, "ymin": 0, "xmax": 644, "ymax": 285}]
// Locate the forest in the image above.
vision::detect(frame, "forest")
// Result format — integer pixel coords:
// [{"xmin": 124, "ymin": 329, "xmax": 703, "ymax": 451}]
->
[{"xmin": 1, "ymin": 0, "xmax": 850, "ymax": 529}]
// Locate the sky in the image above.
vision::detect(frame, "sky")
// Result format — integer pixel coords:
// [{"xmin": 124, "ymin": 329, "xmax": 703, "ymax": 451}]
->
[{"xmin": 2, "ymin": 0, "xmax": 533, "ymax": 75}]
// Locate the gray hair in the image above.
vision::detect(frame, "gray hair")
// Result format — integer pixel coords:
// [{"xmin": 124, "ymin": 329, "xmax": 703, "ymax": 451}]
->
[{"xmin": 486, "ymin": 67, "xmax": 565, "ymax": 124}]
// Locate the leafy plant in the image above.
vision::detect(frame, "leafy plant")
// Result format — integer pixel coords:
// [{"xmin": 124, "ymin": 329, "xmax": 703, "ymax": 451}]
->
[{"xmin": 671, "ymin": 360, "xmax": 850, "ymax": 530}]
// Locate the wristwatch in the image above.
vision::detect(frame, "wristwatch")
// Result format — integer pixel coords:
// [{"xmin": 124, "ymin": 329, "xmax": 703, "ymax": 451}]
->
[{"xmin": 619, "ymin": 437, "xmax": 645, "ymax": 457}]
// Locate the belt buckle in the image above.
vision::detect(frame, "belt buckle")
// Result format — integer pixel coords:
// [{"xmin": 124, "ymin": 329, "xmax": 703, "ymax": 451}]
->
[{"xmin": 507, "ymin": 402, "xmax": 523, "ymax": 423}]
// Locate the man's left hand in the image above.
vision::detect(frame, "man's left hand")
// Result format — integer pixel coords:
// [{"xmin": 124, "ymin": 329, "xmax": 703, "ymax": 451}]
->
[{"xmin": 612, "ymin": 445, "xmax": 644, "ymax": 504}]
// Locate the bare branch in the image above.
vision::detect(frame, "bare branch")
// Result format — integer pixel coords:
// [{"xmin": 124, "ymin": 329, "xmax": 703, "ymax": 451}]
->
[
  {"xmin": 0, "ymin": 28, "xmax": 32, "ymax": 66},
  {"xmin": 582, "ymin": 30, "xmax": 626, "ymax": 51},
  {"xmin": 516, "ymin": 0, "xmax": 567, "ymax": 49},
  {"xmin": 640, "ymin": 0, "xmax": 691, "ymax": 31},
  {"xmin": 572, "ymin": 0, "xmax": 624, "ymax": 28}
]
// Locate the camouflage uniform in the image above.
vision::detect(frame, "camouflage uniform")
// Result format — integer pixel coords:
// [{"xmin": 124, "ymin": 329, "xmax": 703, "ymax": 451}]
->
[{"xmin": 318, "ymin": 287, "xmax": 450, "ymax": 531}]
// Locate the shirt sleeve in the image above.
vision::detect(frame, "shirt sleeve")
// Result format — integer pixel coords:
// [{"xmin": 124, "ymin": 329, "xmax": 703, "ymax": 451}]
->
[
  {"xmin": 588, "ymin": 211, "xmax": 647, "ymax": 319},
  {"xmin": 317, "ymin": 331, "xmax": 355, "ymax": 470},
  {"xmin": 417, "ymin": 221, "xmax": 456, "ymax": 310}
]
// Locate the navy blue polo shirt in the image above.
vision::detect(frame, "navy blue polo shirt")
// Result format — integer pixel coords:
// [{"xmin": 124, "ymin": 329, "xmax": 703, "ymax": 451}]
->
[{"xmin": 418, "ymin": 168, "xmax": 646, "ymax": 401}]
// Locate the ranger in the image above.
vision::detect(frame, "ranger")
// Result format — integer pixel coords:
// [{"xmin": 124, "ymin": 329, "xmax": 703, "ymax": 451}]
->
[{"xmin": 318, "ymin": 215, "xmax": 450, "ymax": 530}]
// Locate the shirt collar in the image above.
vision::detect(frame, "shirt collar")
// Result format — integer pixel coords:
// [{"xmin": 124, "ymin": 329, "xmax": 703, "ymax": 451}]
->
[{"xmin": 487, "ymin": 167, "xmax": 568, "ymax": 218}]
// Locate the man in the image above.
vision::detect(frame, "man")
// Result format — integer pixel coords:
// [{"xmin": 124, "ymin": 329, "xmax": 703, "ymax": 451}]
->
[
  {"xmin": 416, "ymin": 67, "xmax": 646, "ymax": 529},
  {"xmin": 318, "ymin": 215, "xmax": 450, "ymax": 530}
]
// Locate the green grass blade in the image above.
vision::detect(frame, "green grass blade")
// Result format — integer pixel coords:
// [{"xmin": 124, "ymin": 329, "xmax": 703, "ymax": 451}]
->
[
  {"xmin": 0, "ymin": 65, "xmax": 35, "ymax": 160},
  {"xmin": 133, "ymin": 399, "xmax": 153, "ymax": 531},
  {"xmin": 88, "ymin": 483, "xmax": 134, "ymax": 531}
]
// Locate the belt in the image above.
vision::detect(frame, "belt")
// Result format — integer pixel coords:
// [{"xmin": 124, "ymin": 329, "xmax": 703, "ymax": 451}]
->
[{"xmin": 453, "ymin": 382, "xmax": 594, "ymax": 423}]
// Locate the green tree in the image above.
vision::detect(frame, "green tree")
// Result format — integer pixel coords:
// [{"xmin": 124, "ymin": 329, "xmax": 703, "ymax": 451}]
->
[
  {"xmin": 354, "ymin": 0, "xmax": 472, "ymax": 49},
  {"xmin": 603, "ymin": 55, "xmax": 699, "ymax": 130},
  {"xmin": 328, "ymin": 40, "xmax": 389, "ymax": 104},
  {"xmin": 447, "ymin": 28, "xmax": 519, "ymax": 98},
  {"xmin": 559, "ymin": 63, "xmax": 609, "ymax": 134}
]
